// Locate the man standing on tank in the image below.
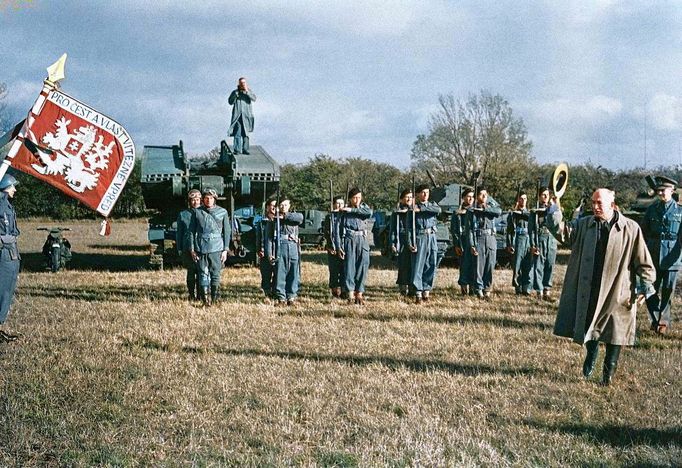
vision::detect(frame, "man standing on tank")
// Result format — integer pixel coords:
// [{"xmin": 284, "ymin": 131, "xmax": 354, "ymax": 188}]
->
[{"xmin": 228, "ymin": 77, "xmax": 256, "ymax": 155}]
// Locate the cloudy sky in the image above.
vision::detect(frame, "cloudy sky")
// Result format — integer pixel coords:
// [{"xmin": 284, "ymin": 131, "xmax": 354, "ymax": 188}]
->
[{"xmin": 1, "ymin": 0, "xmax": 680, "ymax": 169}]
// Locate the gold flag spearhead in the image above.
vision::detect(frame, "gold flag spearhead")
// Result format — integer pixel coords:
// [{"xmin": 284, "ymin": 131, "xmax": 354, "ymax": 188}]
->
[{"xmin": 46, "ymin": 53, "xmax": 67, "ymax": 85}]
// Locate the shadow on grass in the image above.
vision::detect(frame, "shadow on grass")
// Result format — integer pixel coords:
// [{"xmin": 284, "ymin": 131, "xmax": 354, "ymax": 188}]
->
[
  {"xmin": 122, "ymin": 336, "xmax": 545, "ymax": 378},
  {"xmin": 20, "ymin": 252, "xmax": 149, "ymax": 273},
  {"xmin": 524, "ymin": 419, "xmax": 682, "ymax": 449},
  {"xmin": 301, "ymin": 251, "xmax": 400, "ymax": 270}
]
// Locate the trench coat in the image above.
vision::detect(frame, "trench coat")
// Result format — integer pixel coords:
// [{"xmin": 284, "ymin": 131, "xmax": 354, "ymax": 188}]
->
[
  {"xmin": 550, "ymin": 209, "xmax": 655, "ymax": 346},
  {"xmin": 228, "ymin": 89, "xmax": 256, "ymax": 136}
]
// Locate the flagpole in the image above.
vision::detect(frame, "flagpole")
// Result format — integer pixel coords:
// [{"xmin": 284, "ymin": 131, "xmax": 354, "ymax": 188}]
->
[{"xmin": 0, "ymin": 54, "xmax": 67, "ymax": 181}]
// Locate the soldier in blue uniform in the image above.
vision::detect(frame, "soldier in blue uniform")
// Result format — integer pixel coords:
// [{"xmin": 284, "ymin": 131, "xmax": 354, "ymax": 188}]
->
[
  {"xmin": 323, "ymin": 195, "xmax": 345, "ymax": 298},
  {"xmin": 506, "ymin": 192, "xmax": 532, "ymax": 295},
  {"xmin": 642, "ymin": 175, "xmax": 682, "ymax": 334},
  {"xmin": 529, "ymin": 187, "xmax": 558, "ymax": 301},
  {"xmin": 451, "ymin": 188, "xmax": 475, "ymax": 295},
  {"xmin": 468, "ymin": 186, "xmax": 502, "ymax": 299},
  {"xmin": 0, "ymin": 174, "xmax": 20, "ymax": 343},
  {"xmin": 408, "ymin": 184, "xmax": 442, "ymax": 304},
  {"xmin": 337, "ymin": 188, "xmax": 373, "ymax": 305},
  {"xmin": 176, "ymin": 189, "xmax": 201, "ymax": 301},
  {"xmin": 189, "ymin": 188, "xmax": 231, "ymax": 306},
  {"xmin": 273, "ymin": 196, "xmax": 304, "ymax": 305},
  {"xmin": 389, "ymin": 188, "xmax": 413, "ymax": 296},
  {"xmin": 256, "ymin": 196, "xmax": 277, "ymax": 300}
]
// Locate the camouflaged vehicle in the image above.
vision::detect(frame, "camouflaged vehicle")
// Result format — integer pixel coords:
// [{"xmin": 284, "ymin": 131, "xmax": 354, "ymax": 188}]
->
[{"xmin": 141, "ymin": 140, "xmax": 279, "ymax": 269}]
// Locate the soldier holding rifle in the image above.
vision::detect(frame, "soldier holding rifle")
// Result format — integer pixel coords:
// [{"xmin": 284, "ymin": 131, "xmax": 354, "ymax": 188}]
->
[
  {"xmin": 451, "ymin": 187, "xmax": 475, "ymax": 296},
  {"xmin": 337, "ymin": 188, "xmax": 373, "ymax": 305},
  {"xmin": 408, "ymin": 184, "xmax": 442, "ymax": 304},
  {"xmin": 641, "ymin": 175, "xmax": 682, "ymax": 334},
  {"xmin": 467, "ymin": 186, "xmax": 502, "ymax": 300},
  {"xmin": 0, "ymin": 174, "xmax": 20, "ymax": 343},
  {"xmin": 324, "ymin": 188, "xmax": 346, "ymax": 299},
  {"xmin": 256, "ymin": 195, "xmax": 278, "ymax": 300},
  {"xmin": 529, "ymin": 186, "xmax": 558, "ymax": 301},
  {"xmin": 273, "ymin": 195, "xmax": 304, "ymax": 306},
  {"xmin": 389, "ymin": 188, "xmax": 413, "ymax": 297},
  {"xmin": 506, "ymin": 192, "xmax": 532, "ymax": 295}
]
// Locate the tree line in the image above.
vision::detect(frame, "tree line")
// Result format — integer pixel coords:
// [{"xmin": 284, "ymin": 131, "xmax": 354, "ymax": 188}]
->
[{"xmin": 1, "ymin": 85, "xmax": 677, "ymax": 218}]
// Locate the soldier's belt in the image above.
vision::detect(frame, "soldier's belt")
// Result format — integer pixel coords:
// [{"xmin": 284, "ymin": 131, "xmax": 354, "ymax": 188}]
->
[
  {"xmin": 417, "ymin": 227, "xmax": 436, "ymax": 235},
  {"xmin": 475, "ymin": 228, "xmax": 494, "ymax": 236},
  {"xmin": 282, "ymin": 236, "xmax": 299, "ymax": 242},
  {"xmin": 515, "ymin": 228, "xmax": 528, "ymax": 235},
  {"xmin": 345, "ymin": 229, "xmax": 366, "ymax": 237}
]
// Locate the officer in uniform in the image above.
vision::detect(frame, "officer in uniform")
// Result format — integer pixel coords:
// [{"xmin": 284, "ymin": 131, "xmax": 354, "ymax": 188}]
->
[
  {"xmin": 408, "ymin": 184, "xmax": 442, "ymax": 303},
  {"xmin": 323, "ymin": 195, "xmax": 345, "ymax": 298},
  {"xmin": 273, "ymin": 195, "xmax": 304, "ymax": 305},
  {"xmin": 642, "ymin": 175, "xmax": 682, "ymax": 334},
  {"xmin": 0, "ymin": 174, "xmax": 20, "ymax": 343},
  {"xmin": 451, "ymin": 188, "xmax": 475, "ymax": 295},
  {"xmin": 337, "ymin": 188, "xmax": 373, "ymax": 305},
  {"xmin": 529, "ymin": 187, "xmax": 558, "ymax": 301},
  {"xmin": 256, "ymin": 196, "xmax": 277, "ymax": 300},
  {"xmin": 189, "ymin": 187, "xmax": 231, "ymax": 306},
  {"xmin": 176, "ymin": 189, "xmax": 201, "ymax": 301},
  {"xmin": 389, "ymin": 188, "xmax": 413, "ymax": 296},
  {"xmin": 506, "ymin": 192, "xmax": 532, "ymax": 295},
  {"xmin": 468, "ymin": 186, "xmax": 502, "ymax": 299}
]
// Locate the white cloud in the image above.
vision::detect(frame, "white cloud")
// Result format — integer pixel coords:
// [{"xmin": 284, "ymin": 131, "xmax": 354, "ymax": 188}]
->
[
  {"xmin": 648, "ymin": 93, "xmax": 680, "ymax": 131},
  {"xmin": 532, "ymin": 95, "xmax": 623, "ymax": 127}
]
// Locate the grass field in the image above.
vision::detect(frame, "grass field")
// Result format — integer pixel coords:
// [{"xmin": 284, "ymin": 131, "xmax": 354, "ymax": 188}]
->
[{"xmin": 1, "ymin": 219, "xmax": 680, "ymax": 466}]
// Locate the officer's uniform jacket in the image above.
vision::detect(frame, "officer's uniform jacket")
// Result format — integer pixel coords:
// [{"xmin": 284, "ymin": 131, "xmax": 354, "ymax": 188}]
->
[
  {"xmin": 389, "ymin": 204, "xmax": 410, "ymax": 252},
  {"xmin": 323, "ymin": 211, "xmax": 343, "ymax": 252},
  {"xmin": 190, "ymin": 205, "xmax": 231, "ymax": 254},
  {"xmin": 467, "ymin": 199, "xmax": 502, "ymax": 249},
  {"xmin": 176, "ymin": 208, "xmax": 194, "ymax": 254},
  {"xmin": 0, "ymin": 192, "xmax": 20, "ymax": 262},
  {"xmin": 407, "ymin": 201, "xmax": 441, "ymax": 249},
  {"xmin": 336, "ymin": 204, "xmax": 373, "ymax": 246},
  {"xmin": 450, "ymin": 207, "xmax": 471, "ymax": 251},
  {"xmin": 642, "ymin": 199, "xmax": 682, "ymax": 271},
  {"xmin": 506, "ymin": 209, "xmax": 530, "ymax": 249},
  {"xmin": 276, "ymin": 212, "xmax": 305, "ymax": 245}
]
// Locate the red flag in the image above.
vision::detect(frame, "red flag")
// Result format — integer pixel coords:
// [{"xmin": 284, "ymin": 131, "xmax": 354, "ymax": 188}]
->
[{"xmin": 5, "ymin": 83, "xmax": 135, "ymax": 217}]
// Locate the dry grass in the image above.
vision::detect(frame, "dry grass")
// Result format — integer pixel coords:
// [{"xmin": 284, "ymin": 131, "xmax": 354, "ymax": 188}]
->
[{"xmin": 1, "ymin": 220, "xmax": 680, "ymax": 466}]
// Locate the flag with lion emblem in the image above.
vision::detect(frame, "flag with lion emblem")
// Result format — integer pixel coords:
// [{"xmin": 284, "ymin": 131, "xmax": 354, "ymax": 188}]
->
[{"xmin": 5, "ymin": 83, "xmax": 135, "ymax": 217}]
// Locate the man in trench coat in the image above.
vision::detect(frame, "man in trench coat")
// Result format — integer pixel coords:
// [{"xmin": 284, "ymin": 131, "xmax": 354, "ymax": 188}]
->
[
  {"xmin": 228, "ymin": 77, "xmax": 256, "ymax": 155},
  {"xmin": 548, "ymin": 188, "xmax": 655, "ymax": 386}
]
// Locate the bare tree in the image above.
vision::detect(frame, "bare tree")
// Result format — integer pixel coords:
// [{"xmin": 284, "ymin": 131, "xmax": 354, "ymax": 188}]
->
[{"xmin": 411, "ymin": 90, "xmax": 535, "ymax": 202}]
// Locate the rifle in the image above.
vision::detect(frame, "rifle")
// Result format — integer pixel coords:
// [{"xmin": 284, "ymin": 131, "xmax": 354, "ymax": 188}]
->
[
  {"xmin": 328, "ymin": 179, "xmax": 335, "ymax": 252},
  {"xmin": 411, "ymin": 175, "xmax": 416, "ymax": 250},
  {"xmin": 394, "ymin": 185, "xmax": 401, "ymax": 256},
  {"xmin": 274, "ymin": 185, "xmax": 281, "ymax": 264}
]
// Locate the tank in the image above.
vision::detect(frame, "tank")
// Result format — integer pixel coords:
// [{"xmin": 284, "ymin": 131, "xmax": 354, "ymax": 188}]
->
[{"xmin": 141, "ymin": 140, "xmax": 280, "ymax": 269}]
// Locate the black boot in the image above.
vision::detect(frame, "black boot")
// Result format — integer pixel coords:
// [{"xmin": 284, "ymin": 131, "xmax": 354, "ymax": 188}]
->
[
  {"xmin": 202, "ymin": 287, "xmax": 211, "ymax": 307},
  {"xmin": 601, "ymin": 344, "xmax": 622, "ymax": 386},
  {"xmin": 582, "ymin": 340, "xmax": 599, "ymax": 379},
  {"xmin": 211, "ymin": 285, "xmax": 220, "ymax": 305}
]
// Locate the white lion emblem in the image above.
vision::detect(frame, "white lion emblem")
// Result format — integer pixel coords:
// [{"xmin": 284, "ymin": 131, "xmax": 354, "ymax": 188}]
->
[{"xmin": 32, "ymin": 116, "xmax": 114, "ymax": 193}]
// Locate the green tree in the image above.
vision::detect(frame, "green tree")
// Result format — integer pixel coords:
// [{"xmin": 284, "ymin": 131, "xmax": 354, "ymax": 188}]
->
[{"xmin": 411, "ymin": 90, "xmax": 536, "ymax": 206}]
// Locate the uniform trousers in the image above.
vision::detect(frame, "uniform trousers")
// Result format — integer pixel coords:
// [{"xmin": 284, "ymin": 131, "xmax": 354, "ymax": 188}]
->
[
  {"xmin": 259, "ymin": 258, "xmax": 276, "ymax": 297},
  {"xmin": 275, "ymin": 240, "xmax": 300, "ymax": 300},
  {"xmin": 343, "ymin": 232, "xmax": 369, "ymax": 293},
  {"xmin": 531, "ymin": 234, "xmax": 557, "ymax": 292},
  {"xmin": 198, "ymin": 251, "xmax": 223, "ymax": 288},
  {"xmin": 327, "ymin": 252, "xmax": 344, "ymax": 289},
  {"xmin": 180, "ymin": 251, "xmax": 199, "ymax": 296},
  {"xmin": 511, "ymin": 234, "xmax": 532, "ymax": 293},
  {"xmin": 411, "ymin": 232, "xmax": 438, "ymax": 293},
  {"xmin": 0, "ymin": 248, "xmax": 20, "ymax": 324},
  {"xmin": 474, "ymin": 233, "xmax": 497, "ymax": 292}
]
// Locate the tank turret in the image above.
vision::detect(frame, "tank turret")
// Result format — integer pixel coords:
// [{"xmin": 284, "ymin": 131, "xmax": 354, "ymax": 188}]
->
[{"xmin": 141, "ymin": 140, "xmax": 280, "ymax": 269}]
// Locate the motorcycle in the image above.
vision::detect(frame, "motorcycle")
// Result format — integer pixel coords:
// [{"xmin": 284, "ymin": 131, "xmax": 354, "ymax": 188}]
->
[{"xmin": 37, "ymin": 227, "xmax": 73, "ymax": 272}]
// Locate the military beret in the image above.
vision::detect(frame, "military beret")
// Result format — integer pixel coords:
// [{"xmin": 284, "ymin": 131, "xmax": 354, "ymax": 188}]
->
[
  {"xmin": 348, "ymin": 187, "xmax": 361, "ymax": 198},
  {"xmin": 654, "ymin": 175, "xmax": 677, "ymax": 189},
  {"xmin": 415, "ymin": 184, "xmax": 430, "ymax": 193},
  {"xmin": 400, "ymin": 188, "xmax": 412, "ymax": 199},
  {"xmin": 187, "ymin": 189, "xmax": 201, "ymax": 199},
  {"xmin": 476, "ymin": 185, "xmax": 487, "ymax": 195}
]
